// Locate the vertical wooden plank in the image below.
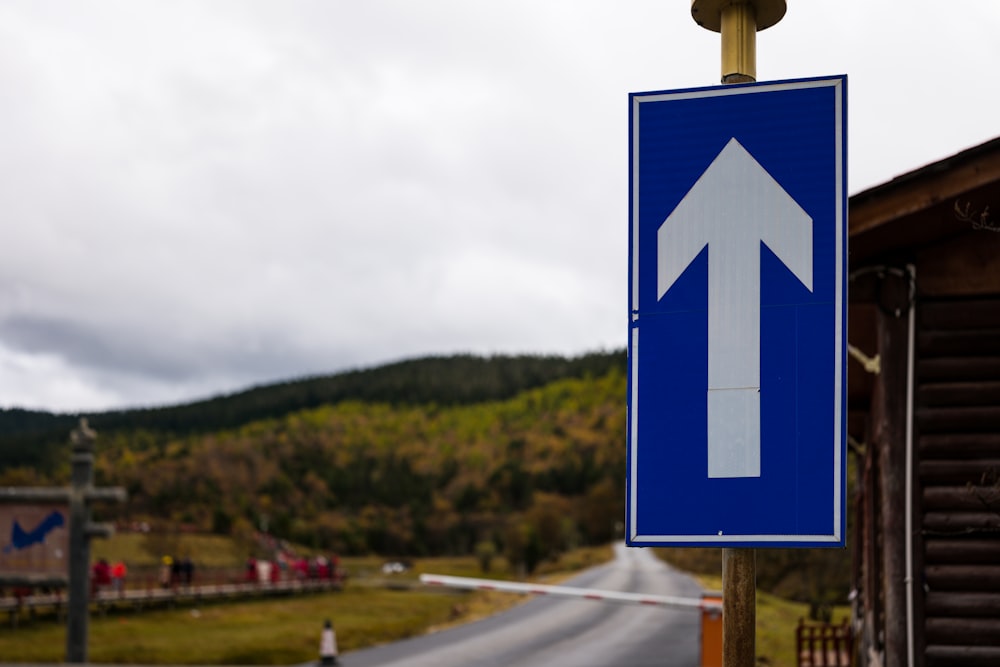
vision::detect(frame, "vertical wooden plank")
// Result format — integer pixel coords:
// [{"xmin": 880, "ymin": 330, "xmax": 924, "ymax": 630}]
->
[
  {"xmin": 861, "ymin": 421, "xmax": 880, "ymax": 664},
  {"xmin": 872, "ymin": 271, "xmax": 912, "ymax": 667}
]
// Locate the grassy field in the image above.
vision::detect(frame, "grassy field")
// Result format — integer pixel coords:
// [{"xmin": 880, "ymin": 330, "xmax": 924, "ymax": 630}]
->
[
  {"xmin": 1, "ymin": 587, "xmax": 458, "ymax": 664},
  {"xmin": 91, "ymin": 532, "xmax": 244, "ymax": 569},
  {"xmin": 3, "ymin": 535, "xmax": 847, "ymax": 666},
  {"xmin": 0, "ymin": 540, "xmax": 612, "ymax": 664}
]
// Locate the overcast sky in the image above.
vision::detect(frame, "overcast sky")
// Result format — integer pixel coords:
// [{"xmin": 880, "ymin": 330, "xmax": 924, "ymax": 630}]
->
[{"xmin": 1, "ymin": 1, "xmax": 997, "ymax": 413}]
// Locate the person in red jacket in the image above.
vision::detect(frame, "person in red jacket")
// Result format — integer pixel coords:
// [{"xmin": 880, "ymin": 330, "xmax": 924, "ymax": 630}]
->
[
  {"xmin": 111, "ymin": 560, "xmax": 127, "ymax": 594},
  {"xmin": 91, "ymin": 559, "xmax": 111, "ymax": 596}
]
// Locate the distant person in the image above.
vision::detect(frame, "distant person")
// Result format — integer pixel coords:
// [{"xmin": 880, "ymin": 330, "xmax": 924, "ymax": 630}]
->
[
  {"xmin": 258, "ymin": 559, "xmax": 272, "ymax": 584},
  {"xmin": 316, "ymin": 556, "xmax": 330, "ymax": 580},
  {"xmin": 91, "ymin": 559, "xmax": 111, "ymax": 596},
  {"xmin": 111, "ymin": 560, "xmax": 127, "ymax": 593},
  {"xmin": 160, "ymin": 556, "xmax": 173, "ymax": 589}
]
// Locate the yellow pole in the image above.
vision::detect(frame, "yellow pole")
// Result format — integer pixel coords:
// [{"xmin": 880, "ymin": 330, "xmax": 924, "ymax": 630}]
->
[
  {"xmin": 688, "ymin": 3, "xmax": 787, "ymax": 666},
  {"xmin": 720, "ymin": 5, "xmax": 757, "ymax": 666},
  {"xmin": 690, "ymin": 0, "xmax": 786, "ymax": 83},
  {"xmin": 720, "ymin": 2, "xmax": 756, "ymax": 83}
]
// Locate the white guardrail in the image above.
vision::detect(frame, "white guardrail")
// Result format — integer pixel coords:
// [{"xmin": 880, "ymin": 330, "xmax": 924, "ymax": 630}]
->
[{"xmin": 420, "ymin": 573, "xmax": 722, "ymax": 613}]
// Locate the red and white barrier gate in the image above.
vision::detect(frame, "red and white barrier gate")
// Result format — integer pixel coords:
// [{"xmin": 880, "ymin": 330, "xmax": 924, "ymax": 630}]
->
[{"xmin": 420, "ymin": 573, "xmax": 722, "ymax": 613}]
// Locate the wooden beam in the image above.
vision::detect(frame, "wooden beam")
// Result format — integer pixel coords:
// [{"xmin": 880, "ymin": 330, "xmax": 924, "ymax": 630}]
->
[
  {"xmin": 872, "ymin": 271, "xmax": 912, "ymax": 667},
  {"xmin": 850, "ymin": 141, "xmax": 1000, "ymax": 238}
]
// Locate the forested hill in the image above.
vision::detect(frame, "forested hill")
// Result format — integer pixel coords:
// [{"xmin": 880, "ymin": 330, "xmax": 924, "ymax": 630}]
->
[
  {"xmin": 1, "ymin": 356, "xmax": 631, "ymax": 572},
  {"xmin": 0, "ymin": 351, "xmax": 625, "ymax": 471},
  {"xmin": 0, "ymin": 350, "xmax": 849, "ymax": 602}
]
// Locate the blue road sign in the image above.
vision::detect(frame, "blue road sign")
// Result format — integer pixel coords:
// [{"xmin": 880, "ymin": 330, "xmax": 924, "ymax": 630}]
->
[{"xmin": 627, "ymin": 76, "xmax": 847, "ymax": 547}]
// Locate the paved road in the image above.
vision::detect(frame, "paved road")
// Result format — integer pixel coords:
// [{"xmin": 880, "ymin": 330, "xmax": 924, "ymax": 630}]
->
[{"xmin": 343, "ymin": 543, "xmax": 705, "ymax": 667}]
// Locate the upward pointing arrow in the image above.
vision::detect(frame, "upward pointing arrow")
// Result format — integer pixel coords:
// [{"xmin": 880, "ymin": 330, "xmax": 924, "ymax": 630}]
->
[{"xmin": 658, "ymin": 138, "xmax": 813, "ymax": 478}]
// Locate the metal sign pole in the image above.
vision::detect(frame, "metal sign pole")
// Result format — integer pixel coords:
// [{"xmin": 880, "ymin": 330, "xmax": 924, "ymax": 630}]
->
[
  {"xmin": 688, "ymin": 2, "xmax": 787, "ymax": 666},
  {"xmin": 722, "ymin": 547, "xmax": 756, "ymax": 667}
]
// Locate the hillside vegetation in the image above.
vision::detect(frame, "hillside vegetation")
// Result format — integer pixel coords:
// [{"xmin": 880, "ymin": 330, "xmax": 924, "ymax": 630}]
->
[
  {"xmin": 0, "ymin": 351, "xmax": 850, "ymax": 606},
  {"xmin": 99, "ymin": 368, "xmax": 626, "ymax": 567},
  {"xmin": 1, "ymin": 353, "xmax": 625, "ymax": 571},
  {"xmin": 0, "ymin": 352, "xmax": 624, "ymax": 472}
]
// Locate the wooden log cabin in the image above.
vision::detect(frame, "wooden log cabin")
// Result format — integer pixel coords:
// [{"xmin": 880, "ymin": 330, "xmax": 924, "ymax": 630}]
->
[{"xmin": 848, "ymin": 137, "xmax": 1000, "ymax": 667}]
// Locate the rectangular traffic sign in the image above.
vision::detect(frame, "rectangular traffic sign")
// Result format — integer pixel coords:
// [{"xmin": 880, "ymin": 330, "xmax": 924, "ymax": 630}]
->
[{"xmin": 627, "ymin": 76, "xmax": 847, "ymax": 547}]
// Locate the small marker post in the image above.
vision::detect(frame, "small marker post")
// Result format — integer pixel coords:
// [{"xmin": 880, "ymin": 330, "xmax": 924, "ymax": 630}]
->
[
  {"xmin": 688, "ymin": 2, "xmax": 788, "ymax": 667},
  {"xmin": 319, "ymin": 619, "xmax": 339, "ymax": 666}
]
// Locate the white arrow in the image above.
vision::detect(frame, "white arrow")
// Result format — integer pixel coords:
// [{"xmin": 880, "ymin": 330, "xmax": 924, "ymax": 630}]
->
[{"xmin": 658, "ymin": 138, "xmax": 813, "ymax": 478}]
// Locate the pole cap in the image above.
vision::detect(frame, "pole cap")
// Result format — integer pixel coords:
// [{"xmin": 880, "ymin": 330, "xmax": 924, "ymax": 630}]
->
[{"xmin": 691, "ymin": 0, "xmax": 787, "ymax": 32}]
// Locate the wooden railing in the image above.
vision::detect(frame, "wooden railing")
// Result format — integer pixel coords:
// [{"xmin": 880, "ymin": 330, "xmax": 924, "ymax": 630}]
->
[
  {"xmin": 1, "ymin": 576, "xmax": 342, "ymax": 627},
  {"xmin": 796, "ymin": 618, "xmax": 853, "ymax": 667}
]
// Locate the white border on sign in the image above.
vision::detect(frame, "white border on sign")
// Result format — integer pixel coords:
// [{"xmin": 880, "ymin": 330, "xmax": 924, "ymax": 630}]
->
[{"xmin": 628, "ymin": 76, "xmax": 846, "ymax": 546}]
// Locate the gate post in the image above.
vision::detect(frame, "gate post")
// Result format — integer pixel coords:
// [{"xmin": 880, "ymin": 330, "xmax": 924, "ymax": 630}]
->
[{"xmin": 66, "ymin": 418, "xmax": 126, "ymax": 663}]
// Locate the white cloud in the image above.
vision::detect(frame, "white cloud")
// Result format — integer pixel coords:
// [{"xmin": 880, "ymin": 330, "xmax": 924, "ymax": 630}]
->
[
  {"xmin": 0, "ymin": 342, "xmax": 122, "ymax": 412},
  {"xmin": 0, "ymin": 1, "xmax": 997, "ymax": 411}
]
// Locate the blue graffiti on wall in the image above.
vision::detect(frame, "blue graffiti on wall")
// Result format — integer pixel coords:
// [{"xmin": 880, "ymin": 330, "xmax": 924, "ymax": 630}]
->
[{"xmin": 3, "ymin": 510, "xmax": 66, "ymax": 553}]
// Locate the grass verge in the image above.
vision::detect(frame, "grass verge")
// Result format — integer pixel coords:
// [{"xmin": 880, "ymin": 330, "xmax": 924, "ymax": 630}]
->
[{"xmin": 0, "ymin": 544, "xmax": 612, "ymax": 664}]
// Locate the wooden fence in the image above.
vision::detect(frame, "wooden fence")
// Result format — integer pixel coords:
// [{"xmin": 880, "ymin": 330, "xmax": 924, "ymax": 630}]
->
[
  {"xmin": 0, "ymin": 576, "xmax": 342, "ymax": 627},
  {"xmin": 796, "ymin": 618, "xmax": 853, "ymax": 667}
]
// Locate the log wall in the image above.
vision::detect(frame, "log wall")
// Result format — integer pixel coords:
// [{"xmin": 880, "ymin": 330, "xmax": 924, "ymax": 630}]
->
[{"xmin": 916, "ymin": 297, "xmax": 1000, "ymax": 667}]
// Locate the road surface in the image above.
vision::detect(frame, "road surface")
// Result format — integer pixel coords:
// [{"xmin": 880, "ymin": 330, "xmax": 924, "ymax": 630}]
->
[{"xmin": 343, "ymin": 542, "xmax": 706, "ymax": 667}]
